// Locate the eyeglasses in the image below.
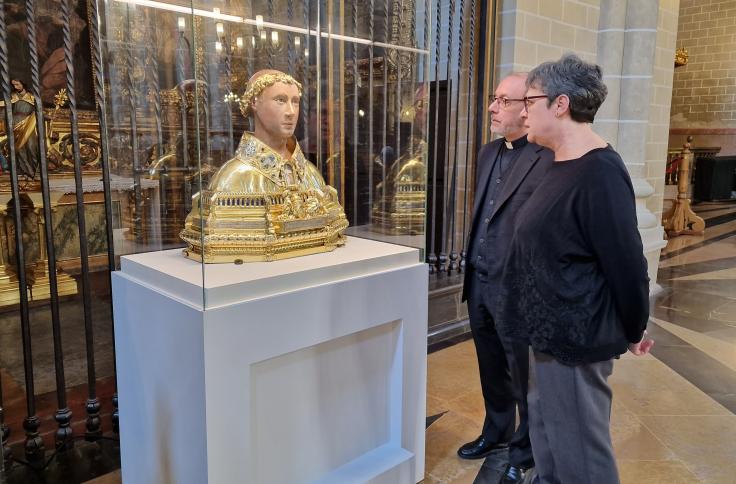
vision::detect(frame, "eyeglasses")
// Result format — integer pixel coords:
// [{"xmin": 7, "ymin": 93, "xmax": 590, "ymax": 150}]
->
[
  {"xmin": 489, "ymin": 96, "xmax": 525, "ymax": 108},
  {"xmin": 523, "ymin": 95, "xmax": 548, "ymax": 108}
]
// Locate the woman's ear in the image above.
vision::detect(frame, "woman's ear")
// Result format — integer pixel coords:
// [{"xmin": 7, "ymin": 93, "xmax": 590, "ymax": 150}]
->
[{"xmin": 556, "ymin": 94, "xmax": 570, "ymax": 117}]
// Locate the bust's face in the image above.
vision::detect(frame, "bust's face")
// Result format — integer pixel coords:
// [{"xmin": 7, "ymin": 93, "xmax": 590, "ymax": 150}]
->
[
  {"xmin": 252, "ymin": 82, "xmax": 301, "ymax": 140},
  {"xmin": 11, "ymin": 80, "xmax": 23, "ymax": 92}
]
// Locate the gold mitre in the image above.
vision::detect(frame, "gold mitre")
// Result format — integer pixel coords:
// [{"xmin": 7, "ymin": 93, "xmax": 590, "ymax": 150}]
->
[{"xmin": 180, "ymin": 131, "xmax": 349, "ymax": 263}]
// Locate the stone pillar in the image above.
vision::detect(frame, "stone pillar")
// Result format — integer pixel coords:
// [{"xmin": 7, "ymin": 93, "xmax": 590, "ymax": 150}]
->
[{"xmin": 595, "ymin": 0, "xmax": 666, "ymax": 292}]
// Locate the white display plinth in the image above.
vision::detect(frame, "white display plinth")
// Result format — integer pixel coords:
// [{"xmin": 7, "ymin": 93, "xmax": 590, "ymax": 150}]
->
[{"xmin": 112, "ymin": 236, "xmax": 428, "ymax": 484}]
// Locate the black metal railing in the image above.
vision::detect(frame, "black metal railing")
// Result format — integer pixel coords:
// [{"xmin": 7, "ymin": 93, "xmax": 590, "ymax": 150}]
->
[
  {"xmin": 0, "ymin": 0, "xmax": 121, "ymax": 477},
  {"xmin": 0, "ymin": 0, "xmax": 490, "ymax": 479},
  {"xmin": 426, "ymin": 0, "xmax": 486, "ymax": 279}
]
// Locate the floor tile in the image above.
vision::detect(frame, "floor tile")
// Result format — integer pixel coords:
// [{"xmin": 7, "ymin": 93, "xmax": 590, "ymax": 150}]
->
[
  {"xmin": 424, "ymin": 411, "xmax": 485, "ymax": 483},
  {"xmin": 427, "ymin": 340, "xmax": 481, "ymax": 401},
  {"xmin": 645, "ymin": 321, "xmax": 691, "ymax": 347},
  {"xmin": 662, "ymin": 279, "xmax": 736, "ymax": 301},
  {"xmin": 654, "ymin": 288, "xmax": 734, "ymax": 319},
  {"xmin": 661, "ymin": 234, "xmax": 706, "ymax": 256},
  {"xmin": 609, "ymin": 359, "xmax": 731, "ymax": 416},
  {"xmin": 610, "ymin": 404, "xmax": 675, "ymax": 461},
  {"xmin": 647, "ymin": 345, "xmax": 736, "ymax": 413},
  {"xmin": 653, "ymin": 303, "xmax": 735, "ymax": 335},
  {"xmin": 428, "ymin": 393, "xmax": 449, "ymax": 418},
  {"xmin": 651, "ymin": 318, "xmax": 736, "ymax": 373},
  {"xmin": 698, "ymin": 207, "xmax": 734, "ymax": 222},
  {"xmin": 657, "ymin": 265, "xmax": 697, "ymax": 280},
  {"xmin": 701, "ymin": 326, "xmax": 736, "ymax": 345},
  {"xmin": 712, "ymin": 300, "xmax": 736, "ymax": 324},
  {"xmin": 618, "ymin": 460, "xmax": 701, "ymax": 484},
  {"xmin": 639, "ymin": 415, "xmax": 736, "ymax": 483},
  {"xmin": 659, "ymin": 256, "xmax": 736, "ymax": 278},
  {"xmin": 446, "ymin": 388, "xmax": 486, "ymax": 427},
  {"xmin": 672, "ymin": 267, "xmax": 736, "ymax": 281},
  {"xmin": 660, "ymin": 238, "xmax": 736, "ymax": 267}
]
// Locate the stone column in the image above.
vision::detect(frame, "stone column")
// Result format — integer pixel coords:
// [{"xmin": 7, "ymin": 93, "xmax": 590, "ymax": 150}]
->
[{"xmin": 595, "ymin": 0, "xmax": 667, "ymax": 292}]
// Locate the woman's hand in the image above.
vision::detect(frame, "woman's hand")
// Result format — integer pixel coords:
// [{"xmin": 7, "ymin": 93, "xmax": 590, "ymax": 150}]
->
[{"xmin": 628, "ymin": 331, "xmax": 655, "ymax": 356}]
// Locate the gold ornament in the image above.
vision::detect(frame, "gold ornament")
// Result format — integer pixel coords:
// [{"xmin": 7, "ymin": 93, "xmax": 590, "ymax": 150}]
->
[
  {"xmin": 180, "ymin": 133, "xmax": 348, "ymax": 263},
  {"xmin": 675, "ymin": 47, "xmax": 688, "ymax": 67},
  {"xmin": 53, "ymin": 89, "xmax": 69, "ymax": 109}
]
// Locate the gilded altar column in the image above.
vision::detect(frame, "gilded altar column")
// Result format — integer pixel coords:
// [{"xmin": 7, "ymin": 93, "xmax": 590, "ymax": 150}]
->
[
  {"xmin": 594, "ymin": 0, "xmax": 667, "ymax": 292},
  {"xmin": 26, "ymin": 192, "xmax": 77, "ymax": 301},
  {"xmin": 0, "ymin": 194, "xmax": 21, "ymax": 306}
]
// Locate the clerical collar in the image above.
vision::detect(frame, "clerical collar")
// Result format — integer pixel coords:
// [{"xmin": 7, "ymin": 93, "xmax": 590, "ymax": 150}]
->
[{"xmin": 503, "ymin": 135, "xmax": 528, "ymax": 150}]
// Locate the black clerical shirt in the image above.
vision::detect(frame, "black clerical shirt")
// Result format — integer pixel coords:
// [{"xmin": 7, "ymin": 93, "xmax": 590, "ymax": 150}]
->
[{"xmin": 468, "ymin": 135, "xmax": 529, "ymax": 277}]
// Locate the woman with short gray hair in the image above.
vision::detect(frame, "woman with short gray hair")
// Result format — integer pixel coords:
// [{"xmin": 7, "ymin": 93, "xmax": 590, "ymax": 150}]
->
[{"xmin": 495, "ymin": 54, "xmax": 654, "ymax": 483}]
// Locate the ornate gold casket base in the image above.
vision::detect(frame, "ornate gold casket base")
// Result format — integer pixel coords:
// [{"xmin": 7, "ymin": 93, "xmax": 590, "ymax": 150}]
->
[
  {"xmin": 372, "ymin": 140, "xmax": 427, "ymax": 236},
  {"xmin": 180, "ymin": 190, "xmax": 348, "ymax": 263},
  {"xmin": 180, "ymin": 134, "xmax": 348, "ymax": 263}
]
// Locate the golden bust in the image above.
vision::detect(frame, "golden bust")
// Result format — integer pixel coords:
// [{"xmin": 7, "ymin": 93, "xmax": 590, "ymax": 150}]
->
[{"xmin": 180, "ymin": 70, "xmax": 348, "ymax": 263}]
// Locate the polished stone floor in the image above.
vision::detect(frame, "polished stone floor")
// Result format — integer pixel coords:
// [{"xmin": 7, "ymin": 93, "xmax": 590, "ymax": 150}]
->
[{"xmin": 425, "ymin": 201, "xmax": 736, "ymax": 483}]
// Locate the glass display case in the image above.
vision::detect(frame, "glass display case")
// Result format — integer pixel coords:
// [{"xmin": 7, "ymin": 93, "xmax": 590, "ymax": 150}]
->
[{"xmin": 97, "ymin": 0, "xmax": 431, "ymax": 306}]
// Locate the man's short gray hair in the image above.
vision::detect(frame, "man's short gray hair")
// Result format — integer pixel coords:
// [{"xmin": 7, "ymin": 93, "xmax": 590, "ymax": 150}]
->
[{"xmin": 526, "ymin": 54, "xmax": 608, "ymax": 123}]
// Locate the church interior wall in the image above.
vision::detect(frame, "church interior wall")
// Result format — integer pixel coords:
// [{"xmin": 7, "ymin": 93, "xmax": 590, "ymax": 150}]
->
[
  {"xmin": 647, "ymin": 0, "xmax": 681, "ymax": 224},
  {"xmin": 669, "ymin": 0, "xmax": 736, "ymax": 156},
  {"xmin": 492, "ymin": 0, "xmax": 674, "ymax": 288}
]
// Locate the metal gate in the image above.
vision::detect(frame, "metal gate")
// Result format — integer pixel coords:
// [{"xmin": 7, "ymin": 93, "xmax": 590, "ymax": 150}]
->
[{"xmin": 0, "ymin": 0, "xmax": 490, "ymax": 478}]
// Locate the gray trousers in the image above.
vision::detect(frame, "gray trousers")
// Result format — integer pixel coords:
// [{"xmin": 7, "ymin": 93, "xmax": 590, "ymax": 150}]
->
[{"xmin": 528, "ymin": 349, "xmax": 619, "ymax": 484}]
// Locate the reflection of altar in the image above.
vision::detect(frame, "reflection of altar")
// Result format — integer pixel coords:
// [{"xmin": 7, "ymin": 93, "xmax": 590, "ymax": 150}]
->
[
  {"xmin": 47, "ymin": 174, "xmax": 161, "ymax": 264},
  {"xmin": 0, "ymin": 174, "xmax": 162, "ymax": 307},
  {"xmin": 0, "ymin": 191, "xmax": 77, "ymax": 306}
]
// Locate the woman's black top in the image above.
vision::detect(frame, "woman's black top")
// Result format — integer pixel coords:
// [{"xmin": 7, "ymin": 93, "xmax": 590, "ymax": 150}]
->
[{"xmin": 496, "ymin": 145, "xmax": 650, "ymax": 365}]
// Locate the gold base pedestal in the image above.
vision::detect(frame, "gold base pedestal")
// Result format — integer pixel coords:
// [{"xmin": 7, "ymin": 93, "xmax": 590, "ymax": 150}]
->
[
  {"xmin": 371, "ymin": 211, "xmax": 425, "ymax": 236},
  {"xmin": 182, "ymin": 229, "xmax": 348, "ymax": 263}
]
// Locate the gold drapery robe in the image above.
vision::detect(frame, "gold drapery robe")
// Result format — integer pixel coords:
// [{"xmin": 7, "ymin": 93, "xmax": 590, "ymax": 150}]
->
[
  {"xmin": 180, "ymin": 133, "xmax": 348, "ymax": 263},
  {"xmin": 0, "ymin": 92, "xmax": 40, "ymax": 179}
]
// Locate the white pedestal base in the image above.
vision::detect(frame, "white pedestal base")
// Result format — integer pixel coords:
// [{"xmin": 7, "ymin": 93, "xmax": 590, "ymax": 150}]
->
[{"xmin": 112, "ymin": 237, "xmax": 428, "ymax": 484}]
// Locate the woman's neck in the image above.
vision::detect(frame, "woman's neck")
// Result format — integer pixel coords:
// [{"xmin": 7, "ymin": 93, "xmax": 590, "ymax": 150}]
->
[{"xmin": 550, "ymin": 123, "xmax": 607, "ymax": 162}]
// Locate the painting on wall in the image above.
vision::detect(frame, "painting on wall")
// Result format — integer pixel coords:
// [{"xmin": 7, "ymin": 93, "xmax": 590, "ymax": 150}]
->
[{"xmin": 4, "ymin": 0, "xmax": 94, "ymax": 109}]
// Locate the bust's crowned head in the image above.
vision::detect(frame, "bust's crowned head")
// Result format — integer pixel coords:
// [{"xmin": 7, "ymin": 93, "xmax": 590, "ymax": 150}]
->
[{"xmin": 240, "ymin": 70, "xmax": 303, "ymax": 140}]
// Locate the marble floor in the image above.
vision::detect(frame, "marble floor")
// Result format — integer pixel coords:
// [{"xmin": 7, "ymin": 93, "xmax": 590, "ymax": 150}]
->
[{"xmin": 425, "ymin": 201, "xmax": 736, "ymax": 484}]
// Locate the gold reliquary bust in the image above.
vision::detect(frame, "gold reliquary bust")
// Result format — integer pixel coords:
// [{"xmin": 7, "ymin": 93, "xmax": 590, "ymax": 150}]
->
[{"xmin": 180, "ymin": 70, "xmax": 348, "ymax": 263}]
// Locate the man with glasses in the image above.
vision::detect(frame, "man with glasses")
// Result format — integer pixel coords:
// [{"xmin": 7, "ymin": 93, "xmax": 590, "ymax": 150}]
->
[{"xmin": 459, "ymin": 73, "xmax": 553, "ymax": 484}]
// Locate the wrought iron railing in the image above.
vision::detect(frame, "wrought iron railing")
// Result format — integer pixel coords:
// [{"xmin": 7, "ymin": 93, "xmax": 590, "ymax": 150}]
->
[{"xmin": 0, "ymin": 0, "xmax": 490, "ymax": 479}]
